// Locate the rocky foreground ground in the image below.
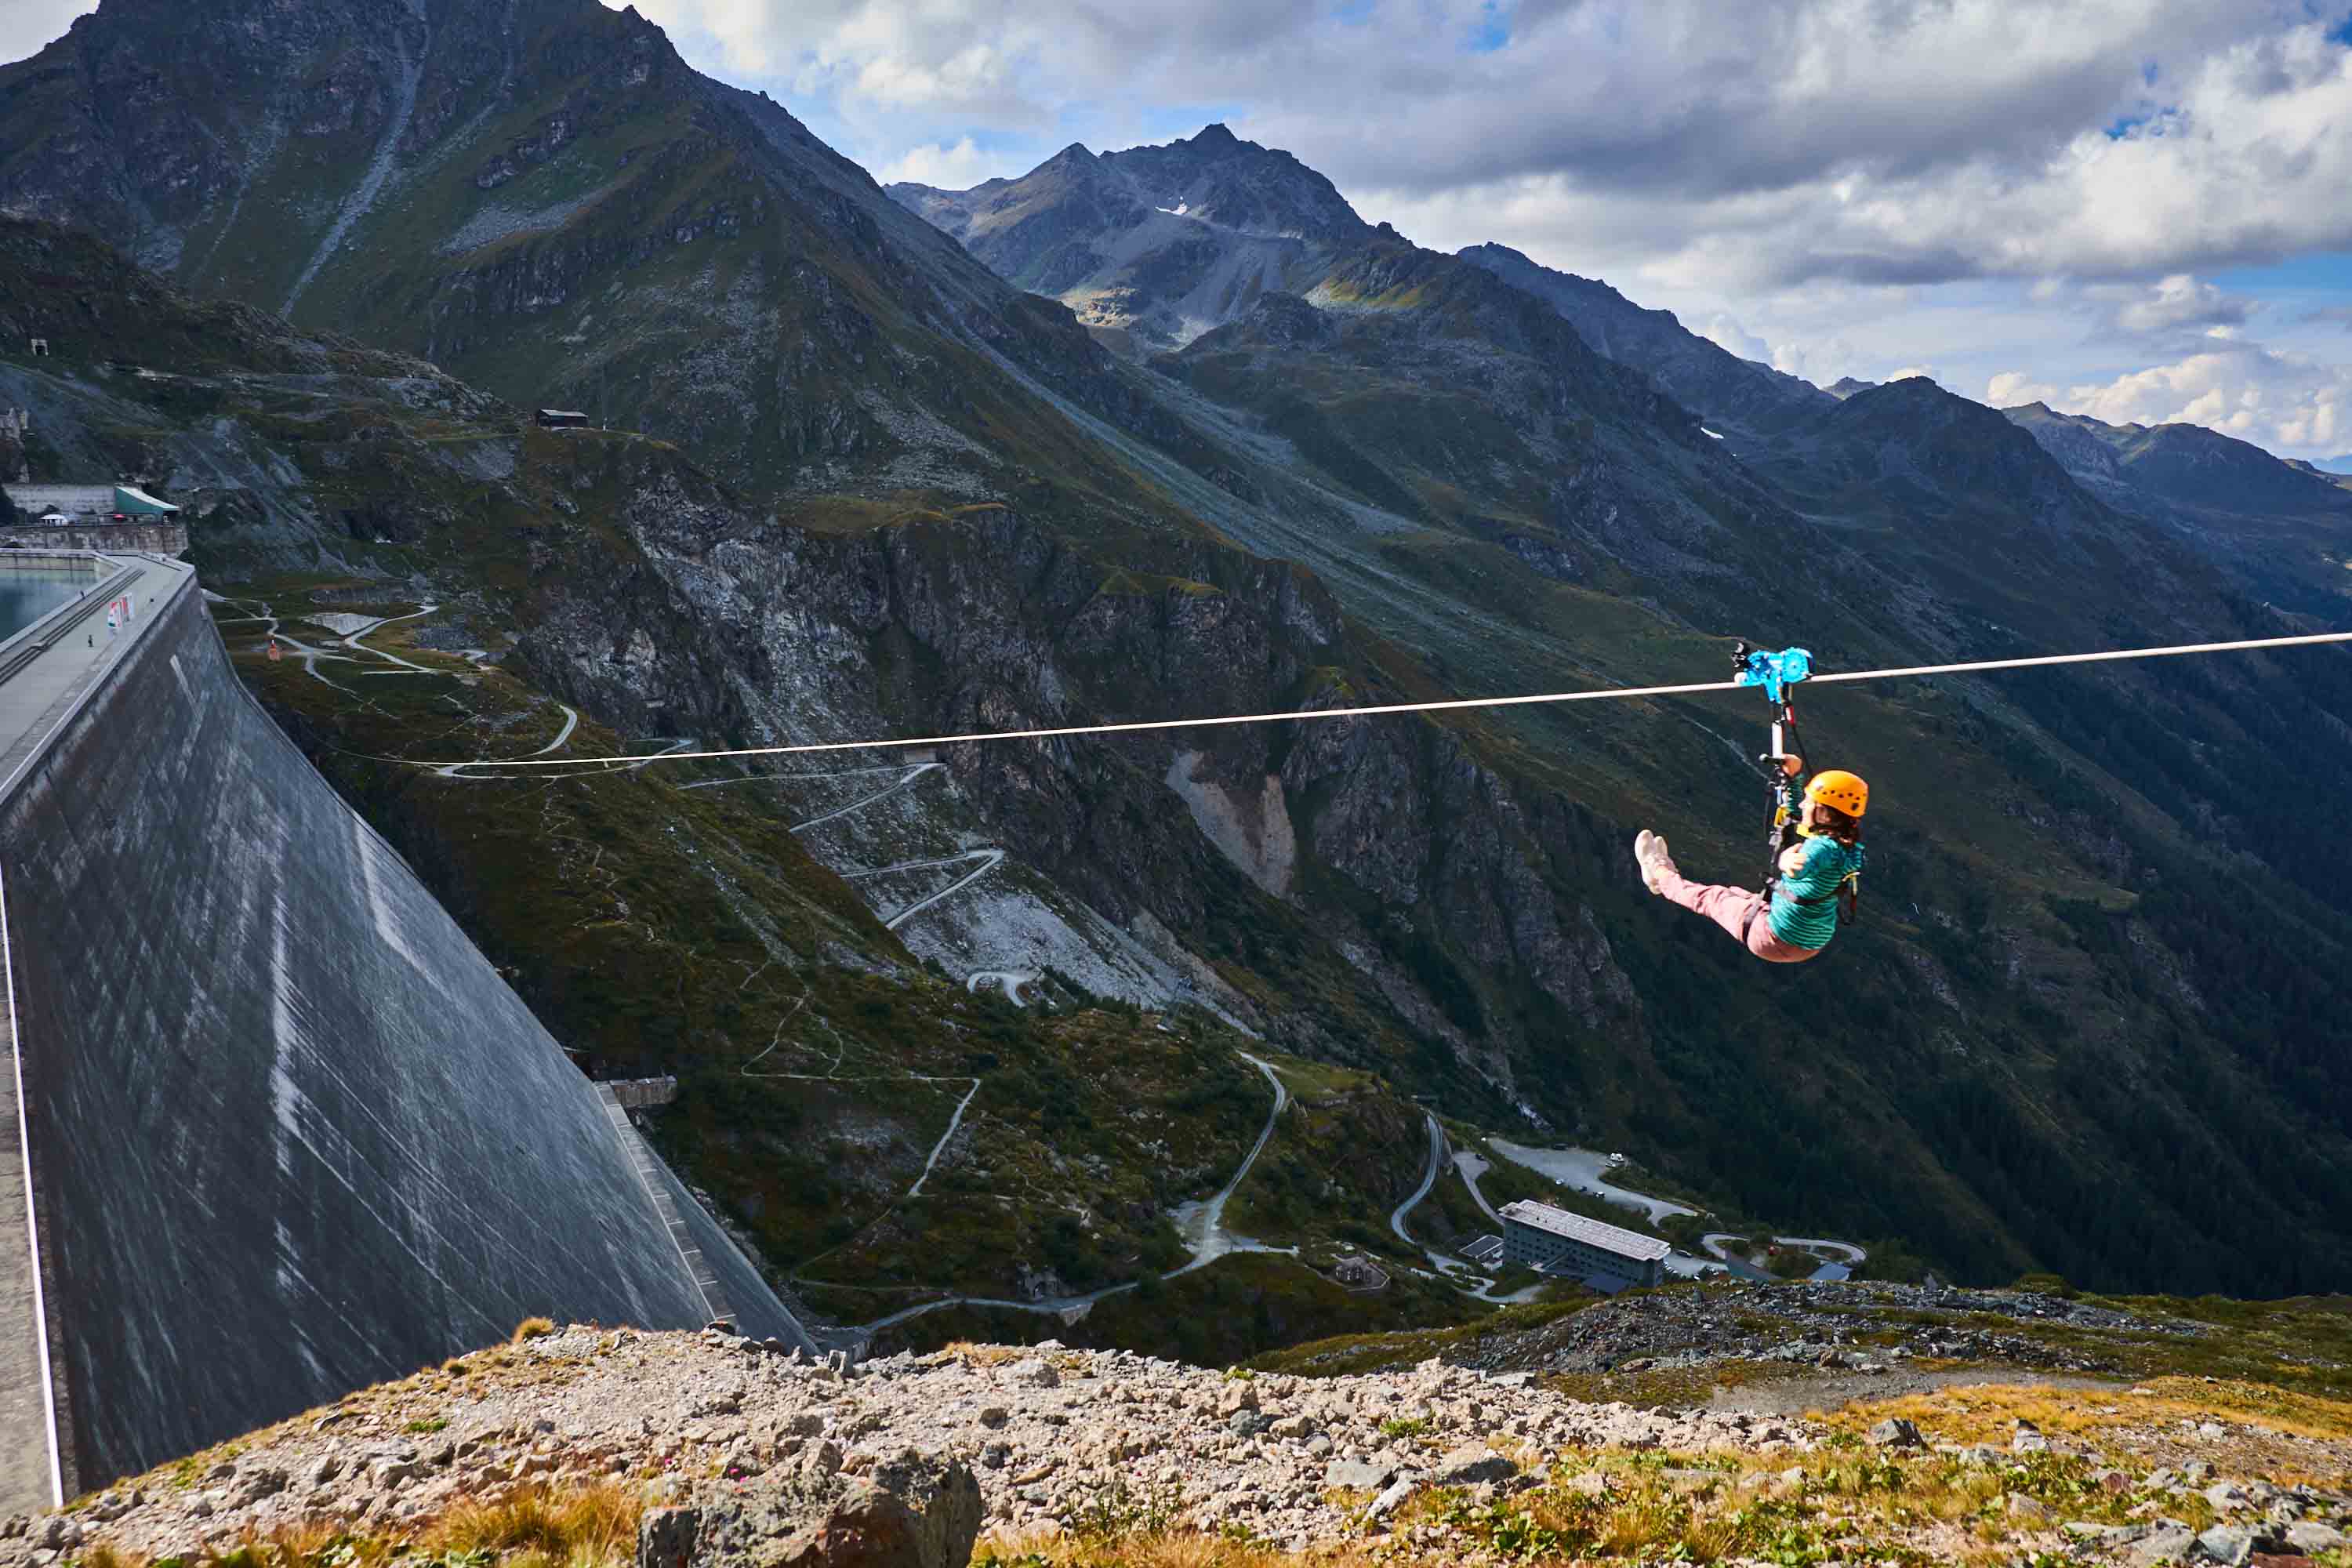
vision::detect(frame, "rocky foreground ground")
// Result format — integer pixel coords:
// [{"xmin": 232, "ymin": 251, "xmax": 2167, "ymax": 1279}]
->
[{"xmin": 4, "ymin": 1313, "xmax": 2347, "ymax": 1568}]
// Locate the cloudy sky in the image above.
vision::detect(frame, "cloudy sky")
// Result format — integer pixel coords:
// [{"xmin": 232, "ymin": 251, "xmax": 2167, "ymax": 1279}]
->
[{"xmin": 11, "ymin": 0, "xmax": 2352, "ymax": 461}]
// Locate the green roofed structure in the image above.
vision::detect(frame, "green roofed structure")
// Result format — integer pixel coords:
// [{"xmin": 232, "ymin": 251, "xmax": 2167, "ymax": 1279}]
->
[{"xmin": 3, "ymin": 485, "xmax": 181, "ymax": 521}]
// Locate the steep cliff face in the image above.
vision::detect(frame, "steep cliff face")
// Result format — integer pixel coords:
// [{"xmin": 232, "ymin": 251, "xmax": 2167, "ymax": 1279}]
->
[
  {"xmin": 2005, "ymin": 402, "xmax": 2352, "ymax": 617},
  {"xmin": 491, "ymin": 436, "xmax": 1650, "ymax": 1105}
]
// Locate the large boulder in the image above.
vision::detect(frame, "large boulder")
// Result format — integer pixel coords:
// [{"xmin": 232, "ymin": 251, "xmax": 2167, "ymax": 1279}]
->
[
  {"xmin": 640, "ymin": 1450, "xmax": 982, "ymax": 1568},
  {"xmin": 2194, "ymin": 1525, "xmax": 2252, "ymax": 1566},
  {"xmin": 1432, "ymin": 1446, "xmax": 1519, "ymax": 1487},
  {"xmin": 2285, "ymin": 1522, "xmax": 2346, "ymax": 1554},
  {"xmin": 1867, "ymin": 1418, "xmax": 1925, "ymax": 1450}
]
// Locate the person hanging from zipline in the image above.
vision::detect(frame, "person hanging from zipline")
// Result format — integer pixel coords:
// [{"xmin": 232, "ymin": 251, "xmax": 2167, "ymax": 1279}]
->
[
  {"xmin": 1632, "ymin": 641, "xmax": 1866, "ymax": 964},
  {"xmin": 1633, "ymin": 769, "xmax": 1867, "ymax": 964}
]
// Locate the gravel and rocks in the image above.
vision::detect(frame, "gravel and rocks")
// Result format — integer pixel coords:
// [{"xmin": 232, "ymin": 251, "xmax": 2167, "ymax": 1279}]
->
[
  {"xmin": 642, "ymin": 1449, "xmax": 982, "ymax": 1568},
  {"xmin": 10, "ymin": 1319, "xmax": 2347, "ymax": 1568},
  {"xmin": 0, "ymin": 1327, "xmax": 1820, "ymax": 1566},
  {"xmin": 1290, "ymin": 1280, "xmax": 2176, "ymax": 1385}
]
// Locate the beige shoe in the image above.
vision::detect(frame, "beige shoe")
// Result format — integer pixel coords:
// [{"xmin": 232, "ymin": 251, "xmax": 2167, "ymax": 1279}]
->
[{"xmin": 1634, "ymin": 829, "xmax": 1675, "ymax": 895}]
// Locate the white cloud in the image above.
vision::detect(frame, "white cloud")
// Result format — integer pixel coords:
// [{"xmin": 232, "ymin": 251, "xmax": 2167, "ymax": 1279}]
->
[
  {"xmin": 2025, "ymin": 343, "xmax": 2352, "ymax": 452},
  {"xmin": 873, "ymin": 136, "xmax": 1020, "ymax": 189},
  {"xmin": 1987, "ymin": 371, "xmax": 2063, "ymax": 408},
  {"xmin": 2107, "ymin": 274, "xmax": 2256, "ymax": 338},
  {"xmin": 1361, "ymin": 19, "xmax": 2352, "ymax": 296},
  {"xmin": 1698, "ymin": 313, "xmax": 1769, "ymax": 362}
]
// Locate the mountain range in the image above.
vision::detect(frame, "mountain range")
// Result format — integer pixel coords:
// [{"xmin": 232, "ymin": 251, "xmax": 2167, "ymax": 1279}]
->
[{"xmin": 5, "ymin": 0, "xmax": 2352, "ymax": 1327}]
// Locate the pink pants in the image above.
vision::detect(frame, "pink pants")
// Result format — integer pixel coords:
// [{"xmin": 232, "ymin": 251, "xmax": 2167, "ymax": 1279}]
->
[{"xmin": 1657, "ymin": 871, "xmax": 1819, "ymax": 964}]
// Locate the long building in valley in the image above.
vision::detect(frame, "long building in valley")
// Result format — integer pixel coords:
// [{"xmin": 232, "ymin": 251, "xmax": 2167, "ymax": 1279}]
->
[
  {"xmin": 1498, "ymin": 1199, "xmax": 1671, "ymax": 1291},
  {"xmin": 4, "ymin": 483, "xmax": 180, "ymax": 522}
]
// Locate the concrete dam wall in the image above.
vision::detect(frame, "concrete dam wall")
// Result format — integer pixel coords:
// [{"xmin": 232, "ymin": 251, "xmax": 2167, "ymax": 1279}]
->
[{"xmin": 0, "ymin": 565, "xmax": 810, "ymax": 1510}]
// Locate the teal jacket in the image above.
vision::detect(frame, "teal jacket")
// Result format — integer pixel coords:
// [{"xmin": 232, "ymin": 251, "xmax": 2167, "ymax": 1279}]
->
[{"xmin": 1767, "ymin": 833, "xmax": 1865, "ymax": 950}]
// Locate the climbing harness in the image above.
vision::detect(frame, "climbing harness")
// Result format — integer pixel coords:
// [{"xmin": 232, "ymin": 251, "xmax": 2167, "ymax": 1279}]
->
[
  {"xmin": 1733, "ymin": 642, "xmax": 1858, "ymax": 927},
  {"xmin": 1733, "ymin": 642, "xmax": 1809, "ymax": 889}
]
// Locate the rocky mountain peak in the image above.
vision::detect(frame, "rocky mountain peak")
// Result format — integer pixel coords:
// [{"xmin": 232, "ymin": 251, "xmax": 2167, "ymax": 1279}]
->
[
  {"xmin": 1098, "ymin": 125, "xmax": 1370, "ymax": 241},
  {"xmin": 2007, "ymin": 401, "xmax": 2352, "ymax": 521},
  {"xmin": 1835, "ymin": 373, "xmax": 2006, "ymax": 430},
  {"xmin": 1804, "ymin": 372, "xmax": 2121, "ymax": 527}
]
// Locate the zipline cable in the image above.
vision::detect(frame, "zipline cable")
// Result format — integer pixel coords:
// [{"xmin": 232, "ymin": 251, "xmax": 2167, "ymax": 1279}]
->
[{"xmin": 416, "ymin": 629, "xmax": 2352, "ymax": 772}]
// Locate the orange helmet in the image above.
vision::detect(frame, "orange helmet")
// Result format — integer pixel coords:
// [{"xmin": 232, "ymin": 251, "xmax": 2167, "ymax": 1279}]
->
[{"xmin": 1805, "ymin": 769, "xmax": 1869, "ymax": 818}]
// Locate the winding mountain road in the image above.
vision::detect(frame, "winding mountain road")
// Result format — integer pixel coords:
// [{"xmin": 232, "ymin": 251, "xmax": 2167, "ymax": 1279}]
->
[
  {"xmin": 1453, "ymin": 1149, "xmax": 1503, "ymax": 1224},
  {"xmin": 1487, "ymin": 1141, "xmax": 1698, "ymax": 1223},
  {"xmin": 1388, "ymin": 1112, "xmax": 1445, "ymax": 1247},
  {"xmin": 843, "ymin": 848, "xmax": 1008, "ymax": 931},
  {"xmin": 533, "ymin": 705, "xmax": 579, "ymax": 756},
  {"xmin": 1388, "ymin": 1115, "xmax": 1543, "ymax": 1305},
  {"xmin": 964, "ymin": 970, "xmax": 1037, "ymax": 1005},
  {"xmin": 856, "ymin": 1048, "xmax": 1297, "ymax": 1333},
  {"xmin": 1702, "ymin": 1232, "xmax": 1866, "ymax": 1283},
  {"xmin": 1169, "ymin": 1051, "xmax": 1290, "ymax": 1276}
]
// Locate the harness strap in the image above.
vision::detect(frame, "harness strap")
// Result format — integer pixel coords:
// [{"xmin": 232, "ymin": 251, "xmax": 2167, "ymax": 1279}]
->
[{"xmin": 1791, "ymin": 872, "xmax": 1860, "ymax": 907}]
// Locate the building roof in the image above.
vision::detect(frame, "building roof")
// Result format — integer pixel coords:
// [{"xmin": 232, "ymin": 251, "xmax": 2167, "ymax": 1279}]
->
[
  {"xmin": 1498, "ymin": 1200, "xmax": 1672, "ymax": 1263},
  {"xmin": 114, "ymin": 485, "xmax": 180, "ymax": 514}
]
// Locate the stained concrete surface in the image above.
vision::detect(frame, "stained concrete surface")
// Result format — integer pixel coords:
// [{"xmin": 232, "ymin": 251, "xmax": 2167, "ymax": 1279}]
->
[
  {"xmin": 0, "ymin": 964, "xmax": 58, "ymax": 1513},
  {"xmin": 0, "ymin": 575, "xmax": 808, "ymax": 1508}
]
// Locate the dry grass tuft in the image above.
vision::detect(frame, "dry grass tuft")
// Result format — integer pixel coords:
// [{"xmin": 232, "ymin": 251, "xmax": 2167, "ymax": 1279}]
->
[
  {"xmin": 1824, "ymin": 1377, "xmax": 2352, "ymax": 1447},
  {"xmin": 423, "ymin": 1481, "xmax": 642, "ymax": 1567},
  {"xmin": 981, "ymin": 1530, "xmax": 1373, "ymax": 1568},
  {"xmin": 511, "ymin": 1316, "xmax": 558, "ymax": 1343},
  {"xmin": 69, "ymin": 1483, "xmax": 644, "ymax": 1568}
]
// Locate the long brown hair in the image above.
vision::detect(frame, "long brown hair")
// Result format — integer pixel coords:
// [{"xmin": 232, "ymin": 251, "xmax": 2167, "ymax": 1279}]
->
[{"xmin": 1808, "ymin": 801, "xmax": 1862, "ymax": 847}]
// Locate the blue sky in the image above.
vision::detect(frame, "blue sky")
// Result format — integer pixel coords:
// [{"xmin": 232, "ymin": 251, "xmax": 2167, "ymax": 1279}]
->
[{"xmin": 9, "ymin": 0, "xmax": 2352, "ymax": 458}]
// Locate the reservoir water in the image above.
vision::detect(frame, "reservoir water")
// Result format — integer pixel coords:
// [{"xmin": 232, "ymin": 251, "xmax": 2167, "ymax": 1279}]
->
[{"xmin": 0, "ymin": 567, "xmax": 85, "ymax": 642}]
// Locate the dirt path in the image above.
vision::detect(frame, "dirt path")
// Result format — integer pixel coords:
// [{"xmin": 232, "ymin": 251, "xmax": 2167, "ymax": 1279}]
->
[{"xmin": 906, "ymin": 1079, "xmax": 982, "ymax": 1200}]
